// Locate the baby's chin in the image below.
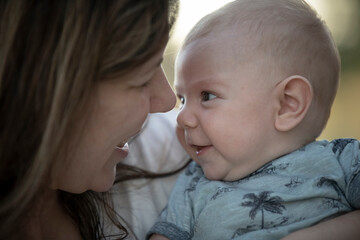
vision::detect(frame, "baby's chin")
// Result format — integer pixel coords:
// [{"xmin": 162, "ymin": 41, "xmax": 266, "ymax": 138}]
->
[
  {"xmin": 202, "ymin": 166, "xmax": 248, "ymax": 182},
  {"xmin": 200, "ymin": 164, "xmax": 227, "ymax": 181}
]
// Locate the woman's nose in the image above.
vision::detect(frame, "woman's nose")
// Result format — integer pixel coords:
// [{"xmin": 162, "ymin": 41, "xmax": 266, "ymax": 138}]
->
[
  {"xmin": 176, "ymin": 103, "xmax": 197, "ymax": 129},
  {"xmin": 149, "ymin": 67, "xmax": 176, "ymax": 113}
]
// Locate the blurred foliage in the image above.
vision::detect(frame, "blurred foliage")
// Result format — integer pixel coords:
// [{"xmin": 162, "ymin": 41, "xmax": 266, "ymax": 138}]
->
[
  {"xmin": 340, "ymin": 42, "xmax": 360, "ymax": 76},
  {"xmin": 337, "ymin": 0, "xmax": 360, "ymax": 77},
  {"xmin": 321, "ymin": 0, "xmax": 360, "ymax": 139}
]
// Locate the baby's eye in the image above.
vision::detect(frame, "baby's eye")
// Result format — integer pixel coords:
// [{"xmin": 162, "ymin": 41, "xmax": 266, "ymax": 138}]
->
[
  {"xmin": 178, "ymin": 95, "xmax": 185, "ymax": 106},
  {"xmin": 201, "ymin": 91, "xmax": 216, "ymax": 101}
]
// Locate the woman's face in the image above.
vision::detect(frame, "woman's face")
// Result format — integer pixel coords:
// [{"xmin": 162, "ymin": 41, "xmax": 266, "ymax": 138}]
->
[{"xmin": 52, "ymin": 46, "xmax": 176, "ymax": 193}]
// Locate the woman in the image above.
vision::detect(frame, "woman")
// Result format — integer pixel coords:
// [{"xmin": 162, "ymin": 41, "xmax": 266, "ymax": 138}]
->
[{"xmin": 0, "ymin": 1, "xmax": 180, "ymax": 239}]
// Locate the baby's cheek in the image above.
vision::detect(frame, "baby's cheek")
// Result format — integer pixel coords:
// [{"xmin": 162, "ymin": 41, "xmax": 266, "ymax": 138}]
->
[{"xmin": 176, "ymin": 125, "xmax": 187, "ymax": 150}]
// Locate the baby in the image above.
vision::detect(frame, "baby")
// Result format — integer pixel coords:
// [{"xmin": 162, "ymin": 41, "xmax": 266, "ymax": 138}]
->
[{"xmin": 148, "ymin": 0, "xmax": 360, "ymax": 239}]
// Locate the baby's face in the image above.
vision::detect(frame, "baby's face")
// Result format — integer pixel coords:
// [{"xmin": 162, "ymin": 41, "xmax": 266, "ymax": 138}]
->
[{"xmin": 175, "ymin": 37, "xmax": 278, "ymax": 181}]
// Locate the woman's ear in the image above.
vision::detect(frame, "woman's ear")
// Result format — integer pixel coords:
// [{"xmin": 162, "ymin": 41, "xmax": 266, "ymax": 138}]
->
[{"xmin": 274, "ymin": 75, "xmax": 313, "ymax": 132}]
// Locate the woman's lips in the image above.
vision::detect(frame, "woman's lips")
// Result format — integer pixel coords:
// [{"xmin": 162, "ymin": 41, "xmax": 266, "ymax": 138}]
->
[
  {"xmin": 115, "ymin": 142, "xmax": 129, "ymax": 159},
  {"xmin": 114, "ymin": 129, "xmax": 141, "ymax": 159}
]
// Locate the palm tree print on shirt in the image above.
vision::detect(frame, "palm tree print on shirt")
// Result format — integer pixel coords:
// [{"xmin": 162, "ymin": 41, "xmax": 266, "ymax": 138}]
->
[
  {"xmin": 210, "ymin": 186, "xmax": 234, "ymax": 200},
  {"xmin": 241, "ymin": 191, "xmax": 286, "ymax": 229},
  {"xmin": 317, "ymin": 177, "xmax": 345, "ymax": 210},
  {"xmin": 331, "ymin": 138, "xmax": 355, "ymax": 154}
]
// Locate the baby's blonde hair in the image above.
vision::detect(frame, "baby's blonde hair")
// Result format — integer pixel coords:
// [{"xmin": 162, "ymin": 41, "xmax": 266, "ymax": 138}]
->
[{"xmin": 183, "ymin": 0, "xmax": 340, "ymax": 138}]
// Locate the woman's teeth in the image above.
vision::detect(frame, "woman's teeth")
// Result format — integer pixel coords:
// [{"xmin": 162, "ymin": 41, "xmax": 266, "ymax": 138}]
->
[{"xmin": 116, "ymin": 140, "xmax": 128, "ymax": 149}]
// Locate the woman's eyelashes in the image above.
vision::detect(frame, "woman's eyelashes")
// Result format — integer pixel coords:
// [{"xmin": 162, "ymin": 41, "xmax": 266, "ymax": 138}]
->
[
  {"xmin": 140, "ymin": 80, "xmax": 150, "ymax": 88},
  {"xmin": 138, "ymin": 77, "xmax": 152, "ymax": 88}
]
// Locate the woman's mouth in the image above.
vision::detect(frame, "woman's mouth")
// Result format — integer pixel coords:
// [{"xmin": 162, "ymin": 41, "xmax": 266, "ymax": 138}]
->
[
  {"xmin": 116, "ymin": 140, "xmax": 128, "ymax": 149},
  {"xmin": 115, "ymin": 141, "xmax": 129, "ymax": 159},
  {"xmin": 115, "ymin": 129, "xmax": 141, "ymax": 152}
]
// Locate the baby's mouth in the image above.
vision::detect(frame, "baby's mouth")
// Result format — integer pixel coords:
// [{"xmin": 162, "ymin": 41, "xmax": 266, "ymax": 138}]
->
[
  {"xmin": 196, "ymin": 145, "xmax": 204, "ymax": 152},
  {"xmin": 192, "ymin": 145, "xmax": 211, "ymax": 155}
]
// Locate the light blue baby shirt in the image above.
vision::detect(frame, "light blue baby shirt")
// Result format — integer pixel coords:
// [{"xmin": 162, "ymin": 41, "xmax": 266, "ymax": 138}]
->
[{"xmin": 147, "ymin": 139, "xmax": 360, "ymax": 240}]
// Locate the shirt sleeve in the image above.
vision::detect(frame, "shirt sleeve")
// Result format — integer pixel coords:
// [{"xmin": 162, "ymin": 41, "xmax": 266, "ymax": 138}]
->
[
  {"xmin": 331, "ymin": 138, "xmax": 360, "ymax": 209},
  {"xmin": 147, "ymin": 161, "xmax": 200, "ymax": 240}
]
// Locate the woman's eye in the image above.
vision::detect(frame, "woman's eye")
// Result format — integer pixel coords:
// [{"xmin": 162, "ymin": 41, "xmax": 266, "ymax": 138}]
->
[
  {"xmin": 140, "ymin": 79, "xmax": 151, "ymax": 88},
  {"xmin": 201, "ymin": 91, "xmax": 216, "ymax": 101}
]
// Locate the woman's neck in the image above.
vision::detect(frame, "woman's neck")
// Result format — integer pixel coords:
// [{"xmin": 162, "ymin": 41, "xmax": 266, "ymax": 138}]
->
[{"xmin": 28, "ymin": 189, "xmax": 81, "ymax": 240}]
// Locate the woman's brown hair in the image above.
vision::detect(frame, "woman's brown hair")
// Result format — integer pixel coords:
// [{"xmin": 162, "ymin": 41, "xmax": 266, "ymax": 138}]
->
[{"xmin": 0, "ymin": 0, "xmax": 179, "ymax": 239}]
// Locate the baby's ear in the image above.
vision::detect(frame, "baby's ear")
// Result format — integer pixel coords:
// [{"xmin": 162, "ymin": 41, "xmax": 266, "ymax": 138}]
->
[{"xmin": 274, "ymin": 75, "xmax": 313, "ymax": 132}]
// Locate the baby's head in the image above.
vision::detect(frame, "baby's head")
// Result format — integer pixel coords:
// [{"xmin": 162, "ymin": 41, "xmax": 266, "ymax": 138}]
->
[{"xmin": 175, "ymin": 0, "xmax": 340, "ymax": 181}]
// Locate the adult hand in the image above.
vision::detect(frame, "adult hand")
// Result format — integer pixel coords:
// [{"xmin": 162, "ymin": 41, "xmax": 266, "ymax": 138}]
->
[{"xmin": 281, "ymin": 210, "xmax": 360, "ymax": 240}]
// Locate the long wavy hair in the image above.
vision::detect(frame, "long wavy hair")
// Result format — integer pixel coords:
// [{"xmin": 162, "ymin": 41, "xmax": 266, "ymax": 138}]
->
[{"xmin": 0, "ymin": 0, "xmax": 179, "ymax": 239}]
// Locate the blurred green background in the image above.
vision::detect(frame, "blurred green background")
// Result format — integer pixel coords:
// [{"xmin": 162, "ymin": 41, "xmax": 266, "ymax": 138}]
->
[{"xmin": 163, "ymin": 0, "xmax": 360, "ymax": 140}]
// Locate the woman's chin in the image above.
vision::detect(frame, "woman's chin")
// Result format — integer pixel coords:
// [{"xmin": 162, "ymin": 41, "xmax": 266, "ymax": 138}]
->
[{"xmin": 89, "ymin": 166, "xmax": 117, "ymax": 193}]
